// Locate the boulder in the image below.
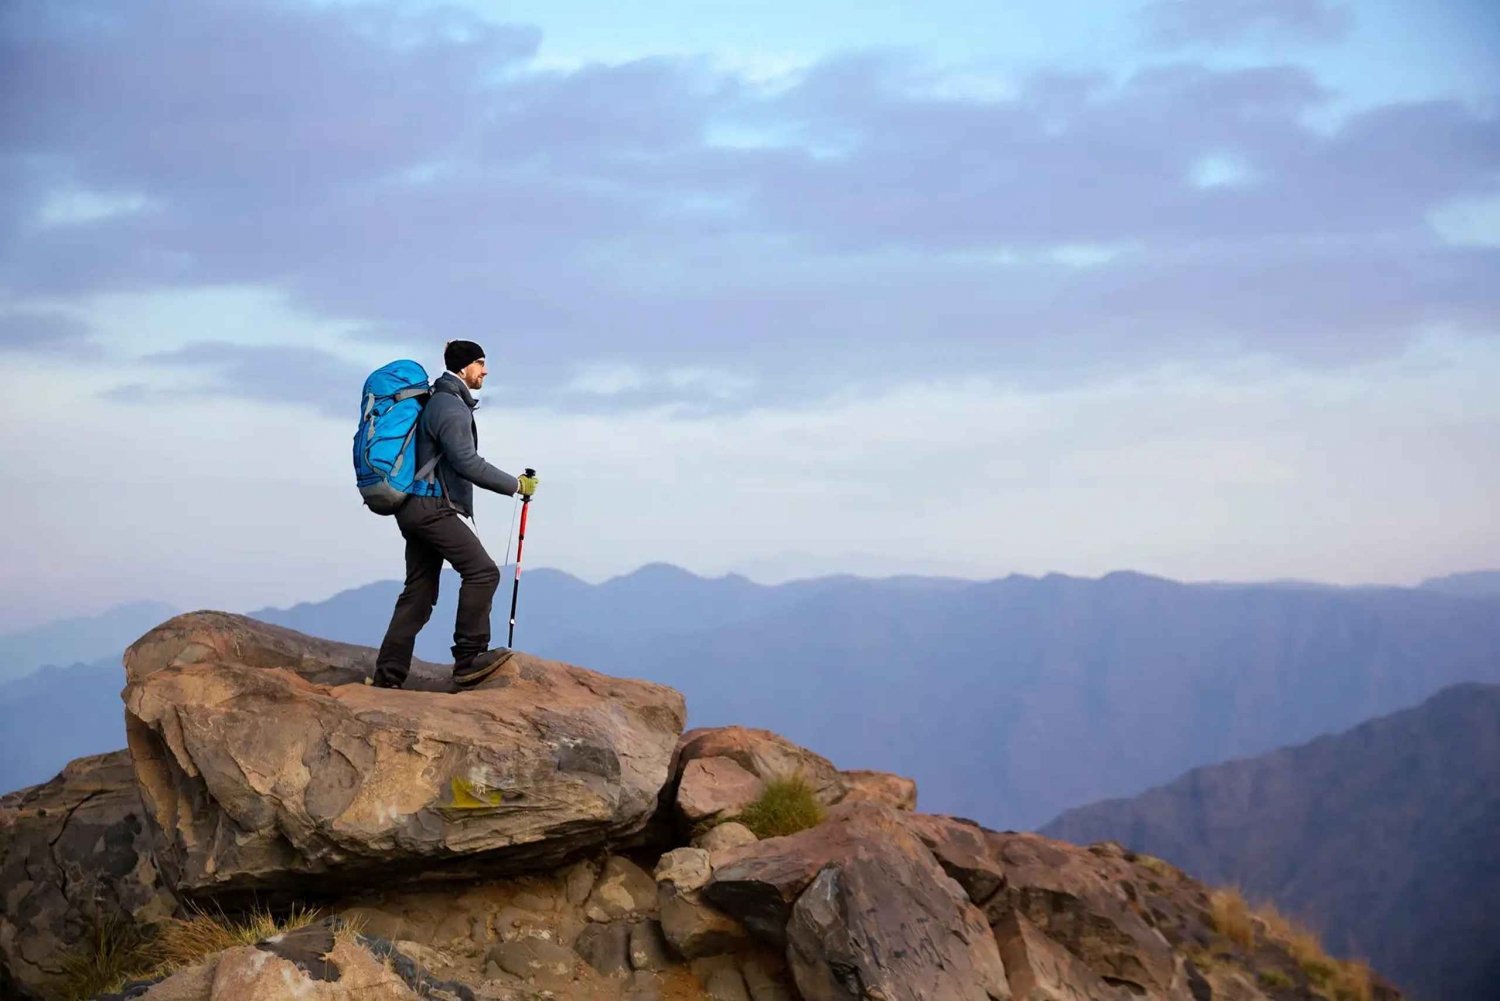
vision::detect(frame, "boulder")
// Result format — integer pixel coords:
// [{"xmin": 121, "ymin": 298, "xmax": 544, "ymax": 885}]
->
[
  {"xmin": 985, "ymin": 832, "xmax": 1178, "ymax": 995},
  {"xmin": 489, "ymin": 936, "xmax": 582, "ymax": 993},
  {"xmin": 677, "ymin": 757, "xmax": 764, "ymax": 825},
  {"xmin": 657, "ymin": 848, "xmax": 714, "ymax": 894},
  {"xmin": 785, "ymin": 820, "xmax": 1010, "ymax": 1001},
  {"xmin": 837, "ymin": 769, "xmax": 917, "ymax": 811},
  {"xmin": 706, "ymin": 804, "xmax": 1010, "ymax": 1001},
  {"xmin": 898, "ymin": 812, "xmax": 1007, "ymax": 907},
  {"xmin": 584, "ymin": 856, "xmax": 658, "ymax": 922},
  {"xmin": 740, "ymin": 953, "xmax": 798, "ymax": 1001},
  {"xmin": 993, "ymin": 911, "xmax": 1134, "ymax": 1001},
  {"xmin": 673, "ymin": 727, "xmax": 843, "ymax": 825},
  {"xmin": 671, "ymin": 728, "xmax": 917, "ymax": 831},
  {"xmin": 691, "ymin": 955, "xmax": 752, "ymax": 1001},
  {"xmin": 574, "ymin": 920, "xmax": 631, "ymax": 975},
  {"xmin": 564, "ymin": 857, "xmax": 601, "ymax": 906},
  {"xmin": 693, "ymin": 822, "xmax": 758, "ymax": 855},
  {"xmin": 675, "ymin": 728, "xmax": 843, "ymax": 795},
  {"xmin": 703, "ymin": 807, "xmax": 881, "ymax": 946},
  {"xmin": 122, "ymin": 612, "xmax": 685, "ymax": 898},
  {"xmin": 0, "ymin": 751, "xmax": 177, "ymax": 1000},
  {"xmin": 627, "ymin": 919, "xmax": 672, "ymax": 972},
  {"xmin": 657, "ymin": 848, "xmax": 751, "ymax": 959}
]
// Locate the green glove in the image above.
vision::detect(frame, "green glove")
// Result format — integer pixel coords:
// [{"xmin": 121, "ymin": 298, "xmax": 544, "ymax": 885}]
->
[{"xmin": 517, "ymin": 472, "xmax": 538, "ymax": 498}]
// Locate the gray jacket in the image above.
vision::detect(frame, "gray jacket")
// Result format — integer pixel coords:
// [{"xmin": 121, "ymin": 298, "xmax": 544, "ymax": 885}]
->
[{"xmin": 416, "ymin": 372, "xmax": 518, "ymax": 518}]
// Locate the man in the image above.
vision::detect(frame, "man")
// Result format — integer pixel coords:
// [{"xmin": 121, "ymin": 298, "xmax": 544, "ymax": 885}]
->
[{"xmin": 372, "ymin": 339, "xmax": 538, "ymax": 690}]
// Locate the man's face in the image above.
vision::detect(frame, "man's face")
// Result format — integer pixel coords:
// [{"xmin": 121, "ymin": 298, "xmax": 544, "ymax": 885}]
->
[{"xmin": 460, "ymin": 358, "xmax": 487, "ymax": 390}]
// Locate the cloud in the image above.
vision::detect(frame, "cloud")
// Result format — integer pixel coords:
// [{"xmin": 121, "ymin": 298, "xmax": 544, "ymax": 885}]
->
[
  {"xmin": 556, "ymin": 361, "xmax": 756, "ymax": 413},
  {"xmin": 123, "ymin": 342, "xmax": 371, "ymax": 417},
  {"xmin": 6, "ymin": 330, "xmax": 1496, "ymax": 622},
  {"xmin": 1139, "ymin": 0, "xmax": 1354, "ymax": 47},
  {"xmin": 1, "ymin": 1, "xmax": 1496, "ymax": 411},
  {"xmin": 0, "ymin": 309, "xmax": 92, "ymax": 353}
]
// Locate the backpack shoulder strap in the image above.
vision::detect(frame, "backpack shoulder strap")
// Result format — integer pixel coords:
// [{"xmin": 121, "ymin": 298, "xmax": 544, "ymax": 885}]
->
[{"xmin": 415, "ymin": 453, "xmax": 442, "ymax": 483}]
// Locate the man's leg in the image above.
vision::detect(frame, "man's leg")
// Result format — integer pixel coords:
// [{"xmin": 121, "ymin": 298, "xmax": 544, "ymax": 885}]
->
[
  {"xmin": 373, "ymin": 506, "xmax": 444, "ymax": 687},
  {"xmin": 392, "ymin": 498, "xmax": 501, "ymax": 672},
  {"xmin": 446, "ymin": 516, "xmax": 501, "ymax": 670}
]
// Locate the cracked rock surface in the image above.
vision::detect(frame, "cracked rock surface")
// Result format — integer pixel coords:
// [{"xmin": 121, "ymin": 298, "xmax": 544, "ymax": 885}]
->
[
  {"xmin": 0, "ymin": 750, "xmax": 176, "ymax": 999},
  {"xmin": 122, "ymin": 613, "xmax": 686, "ymax": 898}
]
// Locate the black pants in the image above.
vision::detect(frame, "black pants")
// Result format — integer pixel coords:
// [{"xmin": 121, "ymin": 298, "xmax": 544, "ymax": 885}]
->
[{"xmin": 375, "ymin": 496, "xmax": 501, "ymax": 685}]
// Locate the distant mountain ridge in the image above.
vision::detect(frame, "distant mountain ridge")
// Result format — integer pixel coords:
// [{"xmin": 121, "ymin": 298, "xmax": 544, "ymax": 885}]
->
[
  {"xmin": 5, "ymin": 566, "xmax": 1500, "ymax": 832},
  {"xmin": 1040, "ymin": 682, "xmax": 1500, "ymax": 1001},
  {"xmin": 246, "ymin": 565, "xmax": 1500, "ymax": 828},
  {"xmin": 1419, "ymin": 569, "xmax": 1500, "ymax": 597},
  {"xmin": 0, "ymin": 657, "xmax": 126, "ymax": 792},
  {"xmin": 0, "ymin": 601, "xmax": 176, "ymax": 685}
]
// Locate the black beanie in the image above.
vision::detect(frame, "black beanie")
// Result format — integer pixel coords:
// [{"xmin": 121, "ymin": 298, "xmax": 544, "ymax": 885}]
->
[{"xmin": 444, "ymin": 339, "xmax": 486, "ymax": 372}]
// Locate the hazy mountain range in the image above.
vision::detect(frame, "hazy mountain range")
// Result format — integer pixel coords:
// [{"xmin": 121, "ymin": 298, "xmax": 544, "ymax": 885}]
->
[
  {"xmin": 0, "ymin": 601, "xmax": 176, "ymax": 685},
  {"xmin": 1042, "ymin": 682, "xmax": 1500, "ymax": 1001},
  {"xmin": 4, "ymin": 565, "xmax": 1498, "ymax": 831},
  {"xmin": 1417, "ymin": 569, "xmax": 1500, "ymax": 597}
]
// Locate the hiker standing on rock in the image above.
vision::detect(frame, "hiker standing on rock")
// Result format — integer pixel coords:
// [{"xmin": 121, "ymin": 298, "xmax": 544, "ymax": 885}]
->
[{"xmin": 372, "ymin": 340, "xmax": 538, "ymax": 690}]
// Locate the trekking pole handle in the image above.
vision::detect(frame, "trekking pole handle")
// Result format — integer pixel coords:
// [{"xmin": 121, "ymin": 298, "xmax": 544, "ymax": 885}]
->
[{"xmin": 508, "ymin": 469, "xmax": 536, "ymax": 647}]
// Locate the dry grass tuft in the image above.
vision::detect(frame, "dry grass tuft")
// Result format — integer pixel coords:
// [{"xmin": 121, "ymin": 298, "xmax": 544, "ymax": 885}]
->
[
  {"xmin": 1208, "ymin": 886, "xmax": 1255, "ymax": 949},
  {"xmin": 331, "ymin": 910, "xmax": 368, "ymax": 948},
  {"xmin": 1327, "ymin": 959, "xmax": 1374, "ymax": 1001},
  {"xmin": 736, "ymin": 774, "xmax": 825, "ymax": 839},
  {"xmin": 55, "ymin": 904, "xmax": 321, "ymax": 1000},
  {"xmin": 1260, "ymin": 905, "xmax": 1330, "ymax": 970},
  {"xmin": 1246, "ymin": 897, "xmax": 1374, "ymax": 1001},
  {"xmin": 153, "ymin": 903, "xmax": 320, "ymax": 969},
  {"xmin": 1134, "ymin": 853, "xmax": 1177, "ymax": 879},
  {"xmin": 54, "ymin": 913, "xmax": 157, "ymax": 1001},
  {"xmin": 1258, "ymin": 967, "xmax": 1295, "ymax": 991}
]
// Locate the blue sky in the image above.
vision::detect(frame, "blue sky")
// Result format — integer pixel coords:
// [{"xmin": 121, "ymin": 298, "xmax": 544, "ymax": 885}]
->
[{"xmin": 0, "ymin": 0, "xmax": 1497, "ymax": 629}]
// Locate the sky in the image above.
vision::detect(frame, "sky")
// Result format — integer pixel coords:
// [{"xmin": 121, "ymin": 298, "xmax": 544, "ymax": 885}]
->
[{"xmin": 0, "ymin": 0, "xmax": 1497, "ymax": 630}]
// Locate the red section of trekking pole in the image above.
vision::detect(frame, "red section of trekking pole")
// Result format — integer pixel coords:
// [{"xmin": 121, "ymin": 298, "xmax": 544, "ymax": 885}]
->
[{"xmin": 507, "ymin": 468, "xmax": 536, "ymax": 648}]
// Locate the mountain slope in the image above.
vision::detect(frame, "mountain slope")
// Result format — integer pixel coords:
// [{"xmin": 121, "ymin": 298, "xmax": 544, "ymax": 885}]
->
[
  {"xmin": 0, "ymin": 601, "xmax": 175, "ymax": 685},
  {"xmin": 0, "ymin": 657, "xmax": 127, "ymax": 792},
  {"xmin": 1419, "ymin": 569, "xmax": 1500, "ymax": 597},
  {"xmin": 539, "ymin": 570, "xmax": 1500, "ymax": 827},
  {"xmin": 1040, "ymin": 683, "xmax": 1500, "ymax": 1001}
]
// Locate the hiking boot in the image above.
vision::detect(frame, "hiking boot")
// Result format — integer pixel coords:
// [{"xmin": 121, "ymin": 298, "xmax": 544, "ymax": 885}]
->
[
  {"xmin": 453, "ymin": 647, "xmax": 514, "ymax": 690},
  {"xmin": 365, "ymin": 675, "xmax": 403, "ymax": 690}
]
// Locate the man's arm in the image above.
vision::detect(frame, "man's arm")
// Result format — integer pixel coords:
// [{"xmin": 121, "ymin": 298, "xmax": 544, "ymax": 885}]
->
[{"xmin": 428, "ymin": 397, "xmax": 519, "ymax": 496}]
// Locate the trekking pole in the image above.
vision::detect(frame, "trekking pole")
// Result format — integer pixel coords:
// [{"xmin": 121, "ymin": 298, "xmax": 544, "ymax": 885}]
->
[{"xmin": 507, "ymin": 468, "xmax": 536, "ymax": 648}]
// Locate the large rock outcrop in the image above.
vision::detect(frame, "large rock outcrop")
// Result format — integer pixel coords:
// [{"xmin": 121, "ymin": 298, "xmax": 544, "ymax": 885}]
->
[
  {"xmin": 122, "ymin": 613, "xmax": 686, "ymax": 897},
  {"xmin": 694, "ymin": 803, "xmax": 1400, "ymax": 1001},
  {"xmin": 0, "ymin": 751, "xmax": 176, "ymax": 1000}
]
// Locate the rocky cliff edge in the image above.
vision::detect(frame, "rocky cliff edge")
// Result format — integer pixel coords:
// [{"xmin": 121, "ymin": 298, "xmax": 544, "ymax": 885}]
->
[{"xmin": 1, "ymin": 612, "xmax": 1401, "ymax": 1001}]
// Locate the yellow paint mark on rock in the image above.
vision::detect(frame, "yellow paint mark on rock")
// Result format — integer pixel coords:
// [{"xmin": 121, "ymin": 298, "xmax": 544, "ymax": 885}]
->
[{"xmin": 447, "ymin": 776, "xmax": 506, "ymax": 809}]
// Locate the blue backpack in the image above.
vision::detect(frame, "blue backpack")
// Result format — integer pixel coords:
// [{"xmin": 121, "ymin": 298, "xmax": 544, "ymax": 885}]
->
[{"xmin": 352, "ymin": 360, "xmax": 444, "ymax": 515}]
